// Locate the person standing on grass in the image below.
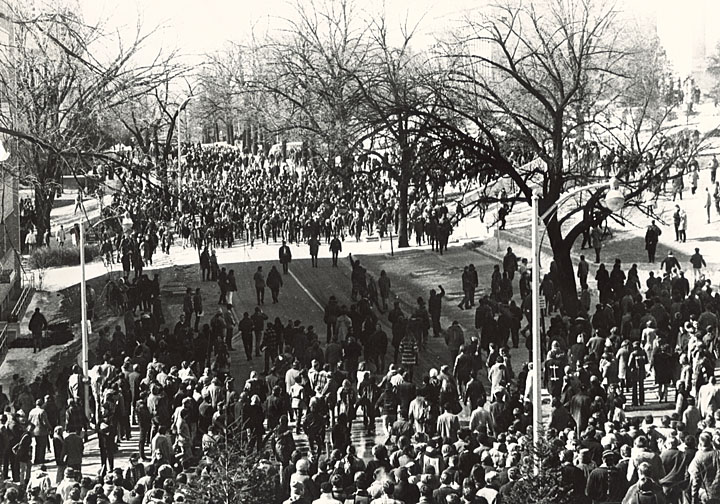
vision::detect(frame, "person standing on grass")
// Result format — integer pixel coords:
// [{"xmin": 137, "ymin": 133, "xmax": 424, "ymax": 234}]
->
[
  {"xmin": 58, "ymin": 225, "xmax": 66, "ymax": 247},
  {"xmin": 690, "ymin": 248, "xmax": 707, "ymax": 283},
  {"xmin": 428, "ymin": 285, "xmax": 445, "ymax": 338},
  {"xmin": 706, "ymin": 187, "xmax": 713, "ymax": 224},
  {"xmin": 28, "ymin": 308, "xmax": 48, "ymax": 354},
  {"xmin": 503, "ymin": 247, "xmax": 518, "ymax": 281},
  {"xmin": 644, "ymin": 220, "xmax": 661, "ymax": 263}
]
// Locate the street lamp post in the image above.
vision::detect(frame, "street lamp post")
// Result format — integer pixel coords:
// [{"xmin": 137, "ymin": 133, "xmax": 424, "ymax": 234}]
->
[
  {"xmin": 531, "ymin": 179, "xmax": 624, "ymax": 455},
  {"xmin": 177, "ymin": 96, "xmax": 193, "ymax": 213}
]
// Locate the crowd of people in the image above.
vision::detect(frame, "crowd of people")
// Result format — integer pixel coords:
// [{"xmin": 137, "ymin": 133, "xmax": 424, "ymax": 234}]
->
[{"xmin": 4, "ymin": 139, "xmax": 720, "ymax": 504}]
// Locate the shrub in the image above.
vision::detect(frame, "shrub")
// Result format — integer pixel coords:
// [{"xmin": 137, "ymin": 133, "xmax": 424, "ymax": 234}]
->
[{"xmin": 28, "ymin": 244, "xmax": 101, "ymax": 269}]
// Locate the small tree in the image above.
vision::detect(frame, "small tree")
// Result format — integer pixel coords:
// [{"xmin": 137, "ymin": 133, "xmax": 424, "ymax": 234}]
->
[
  {"xmin": 184, "ymin": 432, "xmax": 280, "ymax": 504},
  {"xmin": 502, "ymin": 436, "xmax": 572, "ymax": 504}
]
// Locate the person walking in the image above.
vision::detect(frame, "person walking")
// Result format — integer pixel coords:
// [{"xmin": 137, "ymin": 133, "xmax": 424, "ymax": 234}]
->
[
  {"xmin": 577, "ymin": 255, "xmax": 589, "ymax": 290},
  {"xmin": 428, "ymin": 285, "xmax": 445, "ymax": 338},
  {"xmin": 251, "ymin": 307, "xmax": 268, "ymax": 358},
  {"xmin": 27, "ymin": 399, "xmax": 50, "ymax": 464},
  {"xmin": 28, "ymin": 308, "xmax": 47, "ymax": 354},
  {"xmin": 705, "ymin": 187, "xmax": 713, "ymax": 224},
  {"xmin": 238, "ymin": 312, "xmax": 254, "ymax": 361},
  {"xmin": 267, "ymin": 265, "xmax": 283, "ymax": 304},
  {"xmin": 690, "ymin": 247, "xmax": 707, "ymax": 284},
  {"xmin": 253, "ymin": 266, "xmax": 265, "ymax": 305},
  {"xmin": 279, "ymin": 241, "xmax": 292, "ymax": 274},
  {"xmin": 308, "ymin": 236, "xmax": 319, "ymax": 268},
  {"xmin": 503, "ymin": 247, "xmax": 518, "ymax": 281},
  {"xmin": 329, "ymin": 236, "xmax": 342, "ymax": 267},
  {"xmin": 644, "ymin": 220, "xmax": 661, "ymax": 263}
]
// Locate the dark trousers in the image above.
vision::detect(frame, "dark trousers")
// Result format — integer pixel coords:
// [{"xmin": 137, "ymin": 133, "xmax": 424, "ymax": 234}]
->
[
  {"xmin": 270, "ymin": 288, "xmax": 279, "ymax": 303},
  {"xmin": 32, "ymin": 332, "xmax": 42, "ymax": 353},
  {"xmin": 194, "ymin": 312, "xmax": 202, "ymax": 332},
  {"xmin": 242, "ymin": 332, "xmax": 253, "ymax": 360},
  {"xmin": 311, "ymin": 255, "xmax": 318, "ymax": 267},
  {"xmin": 254, "ymin": 330, "xmax": 262, "ymax": 356},
  {"xmin": 647, "ymin": 243, "xmax": 657, "ymax": 263},
  {"xmin": 282, "ymin": 262, "xmax": 289, "ymax": 274},
  {"xmin": 431, "ymin": 316, "xmax": 441, "ymax": 338},
  {"xmin": 511, "ymin": 326, "xmax": 519, "ymax": 348},
  {"xmin": 256, "ymin": 287, "xmax": 265, "ymax": 305},
  {"xmin": 33, "ymin": 434, "xmax": 47, "ymax": 463},
  {"xmin": 326, "ymin": 319, "xmax": 337, "ymax": 343},
  {"xmin": 264, "ymin": 349, "xmax": 277, "ymax": 373},
  {"xmin": 594, "ymin": 247, "xmax": 601, "ymax": 263},
  {"xmin": 579, "ymin": 274, "xmax": 588, "ymax": 290},
  {"xmin": 2, "ymin": 449, "xmax": 18, "ymax": 482},
  {"xmin": 138, "ymin": 426, "xmax": 150, "ymax": 459},
  {"xmin": 332, "ymin": 252, "xmax": 339, "ymax": 267}
]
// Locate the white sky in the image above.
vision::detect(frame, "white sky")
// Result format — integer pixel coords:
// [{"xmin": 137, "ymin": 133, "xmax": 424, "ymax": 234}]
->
[{"xmin": 74, "ymin": 0, "xmax": 716, "ymax": 77}]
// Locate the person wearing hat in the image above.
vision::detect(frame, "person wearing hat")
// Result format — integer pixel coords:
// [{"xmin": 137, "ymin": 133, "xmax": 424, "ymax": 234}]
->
[{"xmin": 585, "ymin": 449, "xmax": 627, "ymax": 504}]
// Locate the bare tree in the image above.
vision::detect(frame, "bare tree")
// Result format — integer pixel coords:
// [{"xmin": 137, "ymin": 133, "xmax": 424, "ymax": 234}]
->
[
  {"xmin": 0, "ymin": 2, "xmax": 182, "ymax": 236},
  {"xmin": 433, "ymin": 0, "xmax": 699, "ymax": 314}
]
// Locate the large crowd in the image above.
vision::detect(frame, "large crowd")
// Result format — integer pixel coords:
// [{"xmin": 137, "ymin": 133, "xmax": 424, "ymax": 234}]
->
[{"xmin": 3, "ymin": 139, "xmax": 720, "ymax": 504}]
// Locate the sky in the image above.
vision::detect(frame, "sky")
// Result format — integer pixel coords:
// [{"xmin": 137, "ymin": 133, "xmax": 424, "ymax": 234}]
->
[{"xmin": 74, "ymin": 0, "xmax": 718, "ymax": 79}]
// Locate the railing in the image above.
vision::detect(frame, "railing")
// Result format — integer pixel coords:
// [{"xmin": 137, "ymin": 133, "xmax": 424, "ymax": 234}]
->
[
  {"xmin": 0, "ymin": 323, "xmax": 8, "ymax": 359},
  {"xmin": 11, "ymin": 282, "xmax": 31, "ymax": 322}
]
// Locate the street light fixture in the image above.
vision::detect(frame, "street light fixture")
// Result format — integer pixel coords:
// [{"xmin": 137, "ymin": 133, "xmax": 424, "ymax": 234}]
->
[{"xmin": 531, "ymin": 179, "xmax": 624, "ymax": 460}]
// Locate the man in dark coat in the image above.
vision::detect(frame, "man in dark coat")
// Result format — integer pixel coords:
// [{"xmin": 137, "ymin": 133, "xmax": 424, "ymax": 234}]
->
[
  {"xmin": 279, "ymin": 241, "xmax": 292, "ymax": 274},
  {"xmin": 644, "ymin": 220, "xmax": 662, "ymax": 263},
  {"xmin": 586, "ymin": 450, "xmax": 628, "ymax": 504},
  {"xmin": 29, "ymin": 308, "xmax": 48, "ymax": 353},
  {"xmin": 502, "ymin": 247, "xmax": 518, "ymax": 281},
  {"xmin": 428, "ymin": 285, "xmax": 445, "ymax": 338}
]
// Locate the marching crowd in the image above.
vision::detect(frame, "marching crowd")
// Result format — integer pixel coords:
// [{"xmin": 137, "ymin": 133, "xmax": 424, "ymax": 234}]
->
[{"xmin": 3, "ymin": 142, "xmax": 720, "ymax": 504}]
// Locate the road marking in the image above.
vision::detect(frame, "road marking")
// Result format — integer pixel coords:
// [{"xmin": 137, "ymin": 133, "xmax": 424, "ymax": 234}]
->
[{"xmin": 288, "ymin": 270, "xmax": 324, "ymax": 310}]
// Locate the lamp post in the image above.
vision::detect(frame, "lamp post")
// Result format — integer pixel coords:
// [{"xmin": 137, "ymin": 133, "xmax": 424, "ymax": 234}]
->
[
  {"xmin": 176, "ymin": 96, "xmax": 193, "ymax": 213},
  {"xmin": 531, "ymin": 178, "xmax": 624, "ymax": 455}
]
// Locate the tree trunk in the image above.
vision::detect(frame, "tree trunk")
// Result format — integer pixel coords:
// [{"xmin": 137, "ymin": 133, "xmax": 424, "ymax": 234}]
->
[
  {"xmin": 34, "ymin": 185, "xmax": 54, "ymax": 240},
  {"xmin": 553, "ymin": 244, "xmax": 579, "ymax": 317},
  {"xmin": 397, "ymin": 173, "xmax": 410, "ymax": 248}
]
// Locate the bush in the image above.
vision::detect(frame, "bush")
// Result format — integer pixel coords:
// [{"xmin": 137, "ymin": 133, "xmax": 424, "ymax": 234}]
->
[{"xmin": 28, "ymin": 244, "xmax": 101, "ymax": 269}]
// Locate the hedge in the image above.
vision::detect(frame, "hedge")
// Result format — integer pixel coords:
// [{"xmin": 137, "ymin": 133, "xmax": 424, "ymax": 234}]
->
[{"xmin": 28, "ymin": 244, "xmax": 102, "ymax": 269}]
